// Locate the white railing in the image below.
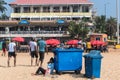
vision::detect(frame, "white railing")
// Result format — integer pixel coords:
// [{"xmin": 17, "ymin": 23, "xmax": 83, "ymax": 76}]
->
[
  {"xmin": 11, "ymin": 12, "xmax": 92, "ymax": 18},
  {"xmin": 0, "ymin": 31, "xmax": 66, "ymax": 34},
  {"xmin": 0, "ymin": 31, "xmax": 69, "ymax": 37}
]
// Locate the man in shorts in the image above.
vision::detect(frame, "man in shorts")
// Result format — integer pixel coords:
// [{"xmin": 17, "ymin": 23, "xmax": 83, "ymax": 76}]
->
[
  {"xmin": 7, "ymin": 40, "xmax": 16, "ymax": 67},
  {"xmin": 37, "ymin": 37, "xmax": 48, "ymax": 67},
  {"xmin": 29, "ymin": 38, "xmax": 38, "ymax": 66}
]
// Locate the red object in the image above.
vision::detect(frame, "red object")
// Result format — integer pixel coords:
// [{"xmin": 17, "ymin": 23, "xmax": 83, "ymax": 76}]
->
[
  {"xmin": 66, "ymin": 39, "xmax": 78, "ymax": 45},
  {"xmin": 91, "ymin": 40, "xmax": 105, "ymax": 46},
  {"xmin": 46, "ymin": 39, "xmax": 60, "ymax": 45},
  {"xmin": 10, "ymin": 0, "xmax": 92, "ymax": 5},
  {"xmin": 2, "ymin": 48, "xmax": 6, "ymax": 53},
  {"xmin": 12, "ymin": 37, "xmax": 24, "ymax": 42}
]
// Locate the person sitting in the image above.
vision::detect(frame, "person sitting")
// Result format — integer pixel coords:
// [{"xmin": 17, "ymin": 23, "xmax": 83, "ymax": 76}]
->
[
  {"xmin": 35, "ymin": 57, "xmax": 54, "ymax": 75},
  {"xmin": 86, "ymin": 41, "xmax": 92, "ymax": 53},
  {"xmin": 102, "ymin": 45, "xmax": 108, "ymax": 52}
]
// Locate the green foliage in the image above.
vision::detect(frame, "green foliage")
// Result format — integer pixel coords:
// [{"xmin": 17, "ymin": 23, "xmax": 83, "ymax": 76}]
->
[
  {"xmin": 0, "ymin": 0, "xmax": 7, "ymax": 13},
  {"xmin": 0, "ymin": 13, "xmax": 9, "ymax": 20},
  {"xmin": 68, "ymin": 21, "xmax": 89, "ymax": 39},
  {"xmin": 106, "ymin": 17, "xmax": 117, "ymax": 39},
  {"xmin": 68, "ymin": 21, "xmax": 76, "ymax": 38},
  {"xmin": 94, "ymin": 15, "xmax": 117, "ymax": 40},
  {"xmin": 68, "ymin": 15, "xmax": 118, "ymax": 41},
  {"xmin": 94, "ymin": 15, "xmax": 106, "ymax": 33}
]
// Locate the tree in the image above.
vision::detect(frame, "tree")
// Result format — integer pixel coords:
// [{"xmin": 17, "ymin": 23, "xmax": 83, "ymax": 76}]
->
[
  {"xmin": 68, "ymin": 21, "xmax": 77, "ymax": 38},
  {"xmin": 0, "ymin": 13, "xmax": 9, "ymax": 20},
  {"xmin": 94, "ymin": 15, "xmax": 106, "ymax": 33},
  {"xmin": 0, "ymin": 0, "xmax": 7, "ymax": 13},
  {"xmin": 68, "ymin": 21, "xmax": 89, "ymax": 39},
  {"xmin": 106, "ymin": 17, "xmax": 117, "ymax": 39}
]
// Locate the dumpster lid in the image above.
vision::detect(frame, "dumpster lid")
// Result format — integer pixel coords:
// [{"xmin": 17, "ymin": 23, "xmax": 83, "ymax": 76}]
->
[
  {"xmin": 83, "ymin": 50, "xmax": 103, "ymax": 58},
  {"xmin": 53, "ymin": 48, "xmax": 84, "ymax": 52}
]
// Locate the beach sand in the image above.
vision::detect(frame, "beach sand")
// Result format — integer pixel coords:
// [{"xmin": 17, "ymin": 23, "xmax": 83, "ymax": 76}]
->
[{"xmin": 0, "ymin": 48, "xmax": 120, "ymax": 80}]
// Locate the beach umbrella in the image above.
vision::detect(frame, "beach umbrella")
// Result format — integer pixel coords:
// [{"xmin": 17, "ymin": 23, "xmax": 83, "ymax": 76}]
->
[
  {"xmin": 12, "ymin": 37, "xmax": 24, "ymax": 42},
  {"xmin": 46, "ymin": 39, "xmax": 60, "ymax": 45},
  {"xmin": 66, "ymin": 39, "xmax": 79, "ymax": 45}
]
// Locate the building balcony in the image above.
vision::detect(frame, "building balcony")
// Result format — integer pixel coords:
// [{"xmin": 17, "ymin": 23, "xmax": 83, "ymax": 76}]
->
[
  {"xmin": 0, "ymin": 31, "xmax": 69, "ymax": 37},
  {"xmin": 11, "ymin": 12, "xmax": 92, "ymax": 18}
]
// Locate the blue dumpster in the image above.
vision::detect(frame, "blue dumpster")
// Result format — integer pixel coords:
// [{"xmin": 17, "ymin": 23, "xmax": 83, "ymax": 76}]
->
[
  {"xmin": 83, "ymin": 50, "xmax": 103, "ymax": 78},
  {"xmin": 53, "ymin": 48, "xmax": 83, "ymax": 74}
]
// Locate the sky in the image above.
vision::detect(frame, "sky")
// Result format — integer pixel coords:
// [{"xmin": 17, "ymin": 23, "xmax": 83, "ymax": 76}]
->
[{"xmin": 4, "ymin": 0, "xmax": 120, "ymax": 19}]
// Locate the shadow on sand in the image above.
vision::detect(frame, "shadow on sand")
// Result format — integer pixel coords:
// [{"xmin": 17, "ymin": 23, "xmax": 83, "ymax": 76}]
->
[
  {"xmin": 17, "ymin": 64, "xmax": 33, "ymax": 67},
  {"xmin": 53, "ymin": 71, "xmax": 93, "ymax": 79},
  {"xmin": 0, "ymin": 65, "xmax": 7, "ymax": 68}
]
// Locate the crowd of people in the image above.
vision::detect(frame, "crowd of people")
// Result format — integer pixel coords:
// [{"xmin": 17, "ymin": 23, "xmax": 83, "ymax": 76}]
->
[
  {"xmin": 0, "ymin": 37, "xmax": 108, "ymax": 76},
  {"xmin": 0, "ymin": 37, "xmax": 54, "ymax": 76}
]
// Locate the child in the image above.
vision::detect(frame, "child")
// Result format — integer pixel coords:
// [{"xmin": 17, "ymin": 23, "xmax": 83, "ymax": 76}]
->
[{"xmin": 35, "ymin": 57, "xmax": 54, "ymax": 75}]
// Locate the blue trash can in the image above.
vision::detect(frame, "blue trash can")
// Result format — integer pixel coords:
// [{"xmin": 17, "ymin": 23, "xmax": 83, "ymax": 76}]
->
[
  {"xmin": 83, "ymin": 50, "xmax": 103, "ymax": 78},
  {"xmin": 53, "ymin": 48, "xmax": 83, "ymax": 74}
]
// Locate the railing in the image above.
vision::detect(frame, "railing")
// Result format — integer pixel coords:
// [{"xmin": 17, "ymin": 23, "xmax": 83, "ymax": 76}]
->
[
  {"xmin": 0, "ymin": 31, "xmax": 69, "ymax": 37},
  {"xmin": 0, "ymin": 31, "xmax": 66, "ymax": 34},
  {"xmin": 11, "ymin": 12, "xmax": 92, "ymax": 18}
]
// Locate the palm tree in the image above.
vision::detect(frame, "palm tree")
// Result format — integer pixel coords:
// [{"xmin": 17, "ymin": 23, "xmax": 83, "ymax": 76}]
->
[
  {"xmin": 68, "ymin": 21, "xmax": 77, "ymax": 38},
  {"xmin": 0, "ymin": 13, "xmax": 9, "ymax": 20},
  {"xmin": 94, "ymin": 15, "xmax": 106, "ymax": 33},
  {"xmin": 79, "ymin": 22, "xmax": 89, "ymax": 39},
  {"xmin": 68, "ymin": 21, "xmax": 89, "ymax": 39},
  {"xmin": 0, "ymin": 0, "xmax": 7, "ymax": 13},
  {"xmin": 106, "ymin": 17, "xmax": 117, "ymax": 39}
]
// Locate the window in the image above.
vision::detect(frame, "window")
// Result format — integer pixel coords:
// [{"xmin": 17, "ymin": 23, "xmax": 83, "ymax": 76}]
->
[
  {"xmin": 33, "ymin": 7, "xmax": 40, "ymax": 13},
  {"xmin": 23, "ymin": 7, "xmax": 30, "ymax": 13},
  {"xmin": 43, "ymin": 6, "xmax": 50, "ymax": 12},
  {"xmin": 14, "ymin": 7, "xmax": 20, "ymax": 13},
  {"xmin": 63, "ymin": 6, "xmax": 70, "ymax": 12},
  {"xmin": 82, "ymin": 6, "xmax": 89, "ymax": 12},
  {"xmin": 41, "ymin": 18, "xmax": 50, "ymax": 21},
  {"xmin": 73, "ymin": 5, "xmax": 79, "ymax": 12},
  {"xmin": 96, "ymin": 37, "xmax": 100, "ymax": 40},
  {"xmin": 31, "ymin": 18, "xmax": 40, "ymax": 21},
  {"xmin": 104, "ymin": 38, "xmax": 107, "ymax": 42},
  {"xmin": 53, "ymin": 6, "xmax": 60, "ymax": 12}
]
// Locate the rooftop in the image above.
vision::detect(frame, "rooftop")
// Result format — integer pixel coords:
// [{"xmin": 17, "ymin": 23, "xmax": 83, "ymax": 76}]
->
[{"xmin": 10, "ymin": 0, "xmax": 93, "ymax": 5}]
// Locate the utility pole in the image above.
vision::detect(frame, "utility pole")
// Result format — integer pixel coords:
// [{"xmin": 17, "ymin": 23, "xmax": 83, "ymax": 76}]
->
[
  {"xmin": 116, "ymin": 0, "xmax": 119, "ymax": 44},
  {"xmin": 104, "ymin": 4, "xmax": 106, "ymax": 17},
  {"xmin": 104, "ymin": 3, "xmax": 109, "ymax": 18}
]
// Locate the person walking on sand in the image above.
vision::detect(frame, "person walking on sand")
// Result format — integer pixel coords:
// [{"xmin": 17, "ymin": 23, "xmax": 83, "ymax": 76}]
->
[
  {"xmin": 29, "ymin": 38, "xmax": 38, "ymax": 66},
  {"xmin": 7, "ymin": 40, "xmax": 16, "ymax": 67},
  {"xmin": 37, "ymin": 37, "xmax": 48, "ymax": 67}
]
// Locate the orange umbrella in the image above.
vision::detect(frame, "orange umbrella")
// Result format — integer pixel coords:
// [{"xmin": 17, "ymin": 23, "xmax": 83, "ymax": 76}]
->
[
  {"xmin": 46, "ymin": 39, "xmax": 60, "ymax": 45},
  {"xmin": 66, "ymin": 39, "xmax": 79, "ymax": 45},
  {"xmin": 12, "ymin": 37, "xmax": 24, "ymax": 42}
]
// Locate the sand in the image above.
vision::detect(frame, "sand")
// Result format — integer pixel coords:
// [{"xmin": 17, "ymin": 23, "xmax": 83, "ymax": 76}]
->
[{"xmin": 0, "ymin": 48, "xmax": 120, "ymax": 80}]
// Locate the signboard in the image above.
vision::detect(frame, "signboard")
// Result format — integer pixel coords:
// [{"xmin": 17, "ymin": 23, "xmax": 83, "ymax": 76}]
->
[
  {"xmin": 57, "ymin": 20, "xmax": 65, "ymax": 24},
  {"xmin": 19, "ymin": 20, "xmax": 29, "ymax": 25}
]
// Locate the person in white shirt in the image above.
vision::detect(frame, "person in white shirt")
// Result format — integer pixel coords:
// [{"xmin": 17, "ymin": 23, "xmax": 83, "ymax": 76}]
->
[
  {"xmin": 29, "ymin": 38, "xmax": 38, "ymax": 66},
  {"xmin": 7, "ymin": 40, "xmax": 16, "ymax": 67}
]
